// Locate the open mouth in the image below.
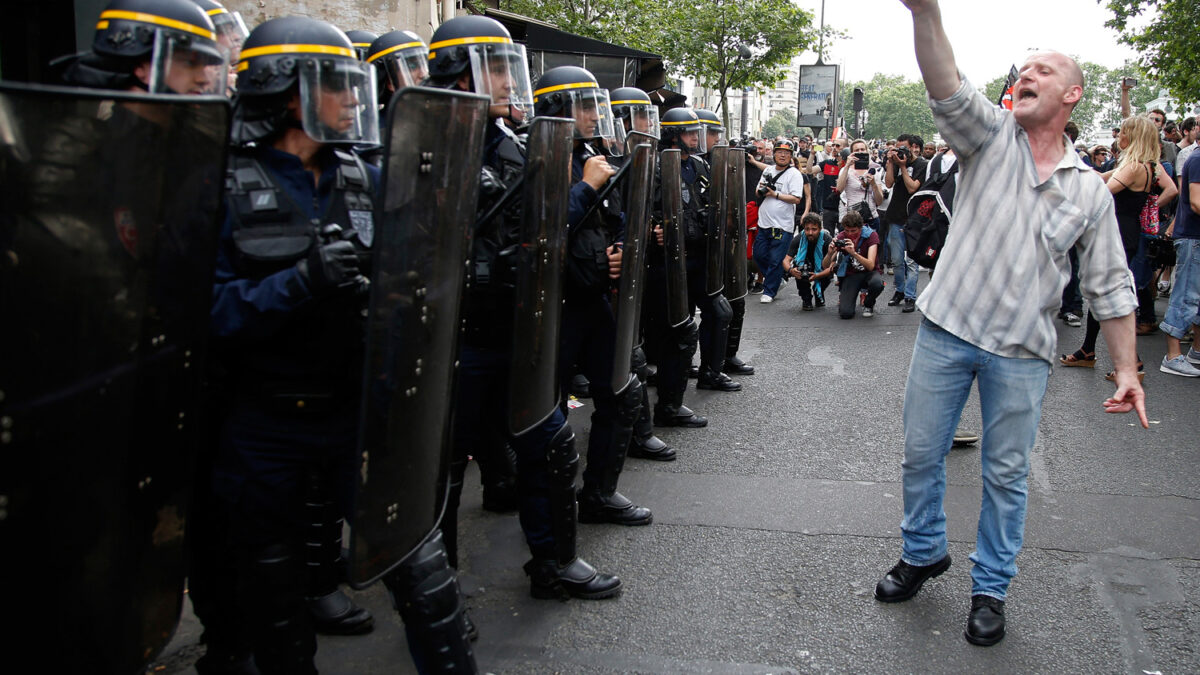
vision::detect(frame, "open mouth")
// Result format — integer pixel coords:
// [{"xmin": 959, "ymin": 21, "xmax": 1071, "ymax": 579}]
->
[{"xmin": 1018, "ymin": 89, "xmax": 1038, "ymax": 101}]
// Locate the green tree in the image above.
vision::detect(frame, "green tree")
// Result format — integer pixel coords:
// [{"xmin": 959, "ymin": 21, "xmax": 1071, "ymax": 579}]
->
[
  {"xmin": 761, "ymin": 110, "xmax": 810, "ymax": 140},
  {"xmin": 500, "ymin": 0, "xmax": 823, "ymax": 129},
  {"xmin": 841, "ymin": 74, "xmax": 935, "ymax": 141},
  {"xmin": 1102, "ymin": 0, "xmax": 1200, "ymax": 110}
]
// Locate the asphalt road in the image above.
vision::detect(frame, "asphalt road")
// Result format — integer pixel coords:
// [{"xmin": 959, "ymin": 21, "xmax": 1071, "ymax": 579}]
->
[{"xmin": 154, "ymin": 271, "xmax": 1200, "ymax": 674}]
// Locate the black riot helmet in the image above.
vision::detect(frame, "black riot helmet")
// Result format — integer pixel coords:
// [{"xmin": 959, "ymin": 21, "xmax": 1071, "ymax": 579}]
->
[
  {"xmin": 344, "ymin": 30, "xmax": 379, "ymax": 62},
  {"xmin": 660, "ymin": 107, "xmax": 706, "ymax": 155},
  {"xmin": 695, "ymin": 108, "xmax": 725, "ymax": 149},
  {"xmin": 189, "ymin": 0, "xmax": 248, "ymax": 61},
  {"xmin": 71, "ymin": 0, "xmax": 227, "ymax": 94},
  {"xmin": 533, "ymin": 66, "xmax": 618, "ymax": 148},
  {"xmin": 609, "ymin": 86, "xmax": 660, "ymax": 140},
  {"xmin": 366, "ymin": 30, "xmax": 428, "ymax": 99},
  {"xmin": 426, "ymin": 15, "xmax": 534, "ymax": 122},
  {"xmin": 232, "ymin": 16, "xmax": 379, "ymax": 146}
]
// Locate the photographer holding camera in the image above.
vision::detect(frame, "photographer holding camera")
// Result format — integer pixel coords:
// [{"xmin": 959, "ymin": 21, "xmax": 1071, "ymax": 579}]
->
[
  {"xmin": 784, "ymin": 213, "xmax": 835, "ymax": 310},
  {"xmin": 883, "ymin": 134, "xmax": 928, "ymax": 312},
  {"xmin": 752, "ymin": 139, "xmax": 806, "ymax": 303},
  {"xmin": 823, "ymin": 210, "xmax": 884, "ymax": 318},
  {"xmin": 837, "ymin": 138, "xmax": 885, "ymax": 225}
]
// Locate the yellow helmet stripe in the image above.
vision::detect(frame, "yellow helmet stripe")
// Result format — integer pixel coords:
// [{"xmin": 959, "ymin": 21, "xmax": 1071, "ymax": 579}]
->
[
  {"xmin": 98, "ymin": 10, "xmax": 216, "ymax": 41},
  {"xmin": 533, "ymin": 81, "xmax": 598, "ymax": 99},
  {"xmin": 238, "ymin": 43, "xmax": 357, "ymax": 63},
  {"xmin": 429, "ymin": 35, "xmax": 512, "ymax": 50},
  {"xmin": 366, "ymin": 42, "xmax": 426, "ymax": 63},
  {"xmin": 610, "ymin": 99, "xmax": 652, "ymax": 106},
  {"xmin": 660, "ymin": 120, "xmax": 700, "ymax": 126},
  {"xmin": 352, "ymin": 42, "xmax": 373, "ymax": 48},
  {"xmin": 206, "ymin": 8, "xmax": 228, "ymax": 16}
]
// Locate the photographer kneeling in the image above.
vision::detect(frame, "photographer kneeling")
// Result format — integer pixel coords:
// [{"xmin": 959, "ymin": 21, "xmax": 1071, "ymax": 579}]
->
[
  {"xmin": 824, "ymin": 210, "xmax": 884, "ymax": 319},
  {"xmin": 784, "ymin": 213, "xmax": 835, "ymax": 310}
]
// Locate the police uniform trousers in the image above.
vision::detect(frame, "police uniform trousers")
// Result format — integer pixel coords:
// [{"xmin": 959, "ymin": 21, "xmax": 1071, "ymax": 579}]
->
[
  {"xmin": 641, "ymin": 258, "xmax": 695, "ymax": 409},
  {"xmin": 685, "ymin": 253, "xmax": 733, "ymax": 375}
]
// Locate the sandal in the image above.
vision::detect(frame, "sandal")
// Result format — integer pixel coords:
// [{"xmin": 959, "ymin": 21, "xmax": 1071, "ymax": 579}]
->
[
  {"xmin": 1105, "ymin": 362, "xmax": 1145, "ymax": 384},
  {"xmin": 1059, "ymin": 349, "xmax": 1096, "ymax": 368}
]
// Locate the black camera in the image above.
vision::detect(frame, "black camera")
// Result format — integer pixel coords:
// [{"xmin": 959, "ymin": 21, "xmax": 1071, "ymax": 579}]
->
[
  {"xmin": 834, "ymin": 239, "xmax": 852, "ymax": 251},
  {"xmin": 894, "ymin": 147, "xmax": 910, "ymax": 162},
  {"xmin": 798, "ymin": 149, "xmax": 811, "ymax": 159},
  {"xmin": 853, "ymin": 151, "xmax": 870, "ymax": 170}
]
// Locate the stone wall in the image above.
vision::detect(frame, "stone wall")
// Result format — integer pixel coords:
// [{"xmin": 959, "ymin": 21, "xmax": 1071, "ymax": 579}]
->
[{"xmin": 221, "ymin": 0, "xmax": 445, "ymax": 42}]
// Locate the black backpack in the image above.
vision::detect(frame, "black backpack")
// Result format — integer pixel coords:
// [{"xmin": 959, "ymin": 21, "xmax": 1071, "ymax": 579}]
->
[{"xmin": 904, "ymin": 154, "xmax": 958, "ymax": 268}]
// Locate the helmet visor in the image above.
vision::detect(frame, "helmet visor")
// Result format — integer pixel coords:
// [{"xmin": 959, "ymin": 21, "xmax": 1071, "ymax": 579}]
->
[
  {"xmin": 553, "ymin": 88, "xmax": 616, "ymax": 144},
  {"xmin": 148, "ymin": 30, "xmax": 229, "ymax": 96},
  {"xmin": 297, "ymin": 59, "xmax": 380, "ymax": 145},
  {"xmin": 211, "ymin": 11, "xmax": 249, "ymax": 62},
  {"xmin": 377, "ymin": 44, "xmax": 430, "ymax": 91},
  {"xmin": 467, "ymin": 42, "xmax": 534, "ymax": 124},
  {"xmin": 625, "ymin": 104, "xmax": 660, "ymax": 139},
  {"xmin": 703, "ymin": 122, "xmax": 726, "ymax": 149},
  {"xmin": 664, "ymin": 119, "xmax": 705, "ymax": 154}
]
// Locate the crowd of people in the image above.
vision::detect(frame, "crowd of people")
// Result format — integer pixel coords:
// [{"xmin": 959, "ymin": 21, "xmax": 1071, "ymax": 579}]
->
[{"xmin": 4, "ymin": 0, "xmax": 1190, "ymax": 672}]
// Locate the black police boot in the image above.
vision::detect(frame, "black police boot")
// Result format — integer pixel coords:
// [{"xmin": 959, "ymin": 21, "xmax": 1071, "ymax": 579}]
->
[
  {"xmin": 696, "ymin": 369, "xmax": 742, "ymax": 392},
  {"xmin": 304, "ymin": 472, "xmax": 374, "ymax": 636},
  {"xmin": 687, "ymin": 364, "xmax": 700, "ymax": 379},
  {"xmin": 723, "ymin": 354, "xmax": 755, "ymax": 375},
  {"xmin": 580, "ymin": 380, "xmax": 653, "ymax": 525},
  {"xmin": 629, "ymin": 377, "xmax": 676, "ymax": 461},
  {"xmin": 653, "ymin": 402, "xmax": 708, "ymax": 428},
  {"xmin": 578, "ymin": 488, "xmax": 653, "ymax": 525},
  {"xmin": 570, "ymin": 372, "xmax": 592, "ymax": 399},
  {"xmin": 524, "ymin": 557, "xmax": 623, "ymax": 600}
]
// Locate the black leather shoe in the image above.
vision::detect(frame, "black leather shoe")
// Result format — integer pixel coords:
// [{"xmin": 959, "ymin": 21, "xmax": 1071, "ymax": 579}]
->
[
  {"xmin": 902, "ymin": 298, "xmax": 916, "ymax": 313},
  {"xmin": 697, "ymin": 372, "xmax": 741, "ymax": 391},
  {"xmin": 723, "ymin": 356, "xmax": 755, "ymax": 375},
  {"xmin": 964, "ymin": 594, "xmax": 1006, "ymax": 646},
  {"xmin": 578, "ymin": 490, "xmax": 653, "ymax": 526},
  {"xmin": 525, "ymin": 557, "xmax": 622, "ymax": 600},
  {"xmin": 887, "ymin": 291, "xmax": 904, "ymax": 306},
  {"xmin": 653, "ymin": 405, "xmax": 708, "ymax": 428},
  {"xmin": 570, "ymin": 373, "xmax": 591, "ymax": 399},
  {"xmin": 874, "ymin": 555, "xmax": 951, "ymax": 603},
  {"xmin": 629, "ymin": 435, "xmax": 676, "ymax": 461},
  {"xmin": 687, "ymin": 365, "xmax": 700, "ymax": 379},
  {"xmin": 307, "ymin": 589, "xmax": 375, "ymax": 635}
]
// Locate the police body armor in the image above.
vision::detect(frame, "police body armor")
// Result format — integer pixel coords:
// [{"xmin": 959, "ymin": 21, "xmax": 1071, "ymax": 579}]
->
[
  {"xmin": 608, "ymin": 142, "xmax": 654, "ymax": 394},
  {"xmin": 349, "ymin": 87, "xmax": 489, "ymax": 586},
  {"xmin": 705, "ymin": 145, "xmax": 728, "ymax": 297},
  {"xmin": 724, "ymin": 147, "xmax": 749, "ymax": 302},
  {"xmin": 0, "ymin": 83, "xmax": 229, "ymax": 672},
  {"xmin": 659, "ymin": 149, "xmax": 691, "ymax": 328},
  {"xmin": 508, "ymin": 116, "xmax": 574, "ymax": 435}
]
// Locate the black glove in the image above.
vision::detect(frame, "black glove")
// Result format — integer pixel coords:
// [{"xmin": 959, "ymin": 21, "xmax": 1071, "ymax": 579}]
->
[
  {"xmin": 479, "ymin": 166, "xmax": 504, "ymax": 197},
  {"xmin": 296, "ymin": 240, "xmax": 360, "ymax": 294}
]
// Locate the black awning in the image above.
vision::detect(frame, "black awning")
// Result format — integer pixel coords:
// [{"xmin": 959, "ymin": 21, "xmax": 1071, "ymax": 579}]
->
[{"xmin": 483, "ymin": 9, "xmax": 660, "ymax": 60}]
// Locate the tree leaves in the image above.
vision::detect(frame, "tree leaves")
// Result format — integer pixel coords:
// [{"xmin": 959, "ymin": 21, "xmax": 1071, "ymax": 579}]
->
[{"xmin": 1101, "ymin": 0, "xmax": 1200, "ymax": 111}]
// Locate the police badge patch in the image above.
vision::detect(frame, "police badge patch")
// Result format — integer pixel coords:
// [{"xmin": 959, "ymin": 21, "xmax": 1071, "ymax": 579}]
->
[{"xmin": 349, "ymin": 210, "xmax": 374, "ymax": 247}]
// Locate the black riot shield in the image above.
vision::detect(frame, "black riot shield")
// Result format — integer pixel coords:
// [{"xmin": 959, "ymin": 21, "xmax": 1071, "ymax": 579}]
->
[
  {"xmin": 609, "ymin": 142, "xmax": 654, "ymax": 394},
  {"xmin": 705, "ymin": 144, "xmax": 728, "ymax": 296},
  {"xmin": 659, "ymin": 149, "xmax": 691, "ymax": 328},
  {"xmin": 724, "ymin": 147, "xmax": 749, "ymax": 302},
  {"xmin": 350, "ymin": 87, "xmax": 489, "ymax": 588},
  {"xmin": 508, "ymin": 117, "xmax": 574, "ymax": 436},
  {"xmin": 0, "ymin": 83, "xmax": 228, "ymax": 672}
]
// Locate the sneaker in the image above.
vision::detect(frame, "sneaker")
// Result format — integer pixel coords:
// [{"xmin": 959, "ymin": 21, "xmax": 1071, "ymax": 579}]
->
[
  {"xmin": 1062, "ymin": 312, "xmax": 1082, "ymax": 327},
  {"xmin": 1187, "ymin": 347, "xmax": 1200, "ymax": 366},
  {"xmin": 801, "ymin": 299, "xmax": 813, "ymax": 311},
  {"xmin": 862, "ymin": 306, "xmax": 874, "ymax": 317},
  {"xmin": 815, "ymin": 296, "xmax": 825, "ymax": 308},
  {"xmin": 750, "ymin": 283, "xmax": 764, "ymax": 294},
  {"xmin": 760, "ymin": 294, "xmax": 773, "ymax": 304},
  {"xmin": 1160, "ymin": 355, "xmax": 1200, "ymax": 377},
  {"xmin": 902, "ymin": 298, "xmax": 916, "ymax": 313},
  {"xmin": 1157, "ymin": 280, "xmax": 1171, "ymax": 295}
]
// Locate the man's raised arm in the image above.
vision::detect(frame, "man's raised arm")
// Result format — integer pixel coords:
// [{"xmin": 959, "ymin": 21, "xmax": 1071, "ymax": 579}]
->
[{"xmin": 900, "ymin": 0, "xmax": 960, "ymax": 100}]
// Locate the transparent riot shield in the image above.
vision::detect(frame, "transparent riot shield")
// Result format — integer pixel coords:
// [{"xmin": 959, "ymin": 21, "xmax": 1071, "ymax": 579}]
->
[
  {"xmin": 705, "ymin": 144, "xmax": 728, "ymax": 296},
  {"xmin": 659, "ymin": 149, "xmax": 691, "ymax": 328},
  {"xmin": 609, "ymin": 142, "xmax": 654, "ymax": 394},
  {"xmin": 350, "ymin": 87, "xmax": 489, "ymax": 587},
  {"xmin": 0, "ymin": 83, "xmax": 229, "ymax": 672},
  {"xmin": 724, "ymin": 147, "xmax": 749, "ymax": 302},
  {"xmin": 508, "ymin": 117, "xmax": 574, "ymax": 436}
]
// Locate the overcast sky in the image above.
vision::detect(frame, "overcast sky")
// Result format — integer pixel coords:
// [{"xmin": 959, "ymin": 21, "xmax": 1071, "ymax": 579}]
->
[{"xmin": 792, "ymin": 0, "xmax": 1142, "ymax": 87}]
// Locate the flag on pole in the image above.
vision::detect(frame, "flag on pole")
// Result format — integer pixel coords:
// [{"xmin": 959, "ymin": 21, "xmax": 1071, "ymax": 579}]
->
[
  {"xmin": 998, "ymin": 65, "xmax": 1019, "ymax": 110},
  {"xmin": 831, "ymin": 126, "xmax": 848, "ymax": 140}
]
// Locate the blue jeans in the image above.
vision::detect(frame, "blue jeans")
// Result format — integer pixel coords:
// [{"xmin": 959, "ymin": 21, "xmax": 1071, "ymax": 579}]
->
[
  {"xmin": 901, "ymin": 319, "xmax": 1050, "ymax": 600},
  {"xmin": 1160, "ymin": 239, "xmax": 1200, "ymax": 340},
  {"xmin": 886, "ymin": 225, "xmax": 919, "ymax": 299},
  {"xmin": 752, "ymin": 227, "xmax": 794, "ymax": 298}
]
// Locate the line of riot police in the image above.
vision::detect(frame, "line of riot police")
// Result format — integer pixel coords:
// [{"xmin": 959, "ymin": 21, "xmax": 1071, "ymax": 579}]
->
[{"xmin": 0, "ymin": 3, "xmax": 754, "ymax": 673}]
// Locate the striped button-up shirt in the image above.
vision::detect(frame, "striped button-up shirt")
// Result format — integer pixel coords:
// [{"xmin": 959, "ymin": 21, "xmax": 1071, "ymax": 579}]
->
[{"xmin": 916, "ymin": 77, "xmax": 1137, "ymax": 364}]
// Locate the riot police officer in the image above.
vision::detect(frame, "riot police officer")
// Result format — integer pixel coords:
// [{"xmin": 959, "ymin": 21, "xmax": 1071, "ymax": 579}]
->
[
  {"xmin": 692, "ymin": 108, "xmax": 740, "ymax": 392},
  {"xmin": 57, "ymin": 0, "xmax": 228, "ymax": 94},
  {"xmin": 196, "ymin": 16, "xmax": 475, "ymax": 674},
  {"xmin": 533, "ymin": 66, "xmax": 655, "ymax": 524},
  {"xmin": 366, "ymin": 29, "xmax": 428, "ymax": 106},
  {"xmin": 345, "ymin": 29, "xmax": 379, "ymax": 61},
  {"xmin": 189, "ymin": 0, "xmax": 248, "ymax": 95},
  {"xmin": 427, "ymin": 15, "xmax": 622, "ymax": 602},
  {"xmin": 608, "ymin": 87, "xmax": 674, "ymax": 462}
]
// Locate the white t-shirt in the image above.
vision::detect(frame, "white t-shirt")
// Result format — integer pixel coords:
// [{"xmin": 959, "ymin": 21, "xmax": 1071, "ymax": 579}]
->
[{"xmin": 756, "ymin": 165, "xmax": 805, "ymax": 234}]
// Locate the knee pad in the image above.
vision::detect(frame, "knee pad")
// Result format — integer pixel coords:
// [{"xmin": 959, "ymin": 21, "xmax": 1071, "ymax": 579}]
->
[
  {"xmin": 385, "ymin": 531, "xmax": 450, "ymax": 610},
  {"xmin": 712, "ymin": 294, "xmax": 734, "ymax": 324}
]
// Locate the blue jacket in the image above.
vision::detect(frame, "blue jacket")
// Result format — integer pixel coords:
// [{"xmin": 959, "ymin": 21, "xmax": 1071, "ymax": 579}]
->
[{"xmin": 836, "ymin": 224, "xmax": 877, "ymax": 277}]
